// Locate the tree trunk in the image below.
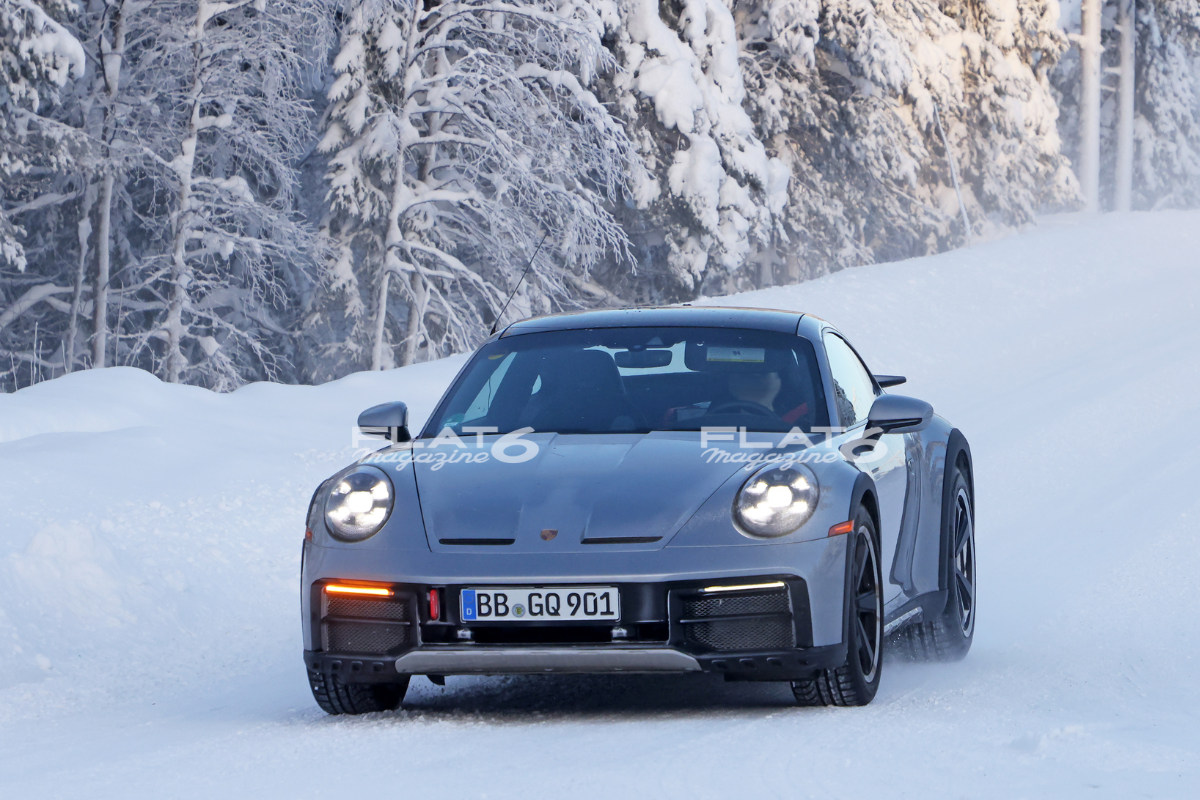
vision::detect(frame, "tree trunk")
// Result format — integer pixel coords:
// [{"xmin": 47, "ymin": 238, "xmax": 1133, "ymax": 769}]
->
[
  {"xmin": 92, "ymin": 171, "xmax": 114, "ymax": 367},
  {"xmin": 785, "ymin": 252, "xmax": 801, "ymax": 283},
  {"xmin": 165, "ymin": 166, "xmax": 196, "ymax": 385},
  {"xmin": 387, "ymin": 0, "xmax": 427, "ymax": 371},
  {"xmin": 758, "ymin": 257, "xmax": 773, "ymax": 289},
  {"xmin": 401, "ymin": 271, "xmax": 425, "ymax": 367},
  {"xmin": 370, "ymin": 270, "xmax": 390, "ymax": 371},
  {"xmin": 378, "ymin": 139, "xmax": 415, "ymax": 370},
  {"xmin": 92, "ymin": 0, "xmax": 130, "ymax": 369},
  {"xmin": 1115, "ymin": 0, "xmax": 1136, "ymax": 212},
  {"xmin": 165, "ymin": 45, "xmax": 205, "ymax": 384},
  {"xmin": 68, "ymin": 182, "xmax": 97, "ymax": 372},
  {"xmin": 1080, "ymin": 0, "xmax": 1102, "ymax": 212}
]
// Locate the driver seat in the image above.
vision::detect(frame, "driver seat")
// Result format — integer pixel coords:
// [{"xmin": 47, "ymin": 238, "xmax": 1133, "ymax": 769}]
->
[{"xmin": 521, "ymin": 350, "xmax": 642, "ymax": 432}]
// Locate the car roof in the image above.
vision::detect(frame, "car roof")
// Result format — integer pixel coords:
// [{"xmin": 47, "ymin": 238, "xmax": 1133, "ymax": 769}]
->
[{"xmin": 499, "ymin": 306, "xmax": 805, "ymax": 337}]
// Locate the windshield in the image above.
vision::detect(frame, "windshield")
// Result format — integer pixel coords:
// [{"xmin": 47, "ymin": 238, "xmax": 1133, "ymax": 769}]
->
[{"xmin": 425, "ymin": 327, "xmax": 829, "ymax": 435}]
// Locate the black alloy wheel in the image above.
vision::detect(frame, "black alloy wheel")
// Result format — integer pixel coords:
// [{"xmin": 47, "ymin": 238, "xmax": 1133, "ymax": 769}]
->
[
  {"xmin": 792, "ymin": 507, "xmax": 883, "ymax": 706},
  {"xmin": 950, "ymin": 478, "xmax": 976, "ymax": 639}
]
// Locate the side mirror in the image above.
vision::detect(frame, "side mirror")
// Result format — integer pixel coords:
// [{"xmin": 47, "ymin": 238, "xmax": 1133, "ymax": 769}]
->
[
  {"xmin": 358, "ymin": 402, "xmax": 411, "ymax": 443},
  {"xmin": 874, "ymin": 374, "xmax": 906, "ymax": 388},
  {"xmin": 866, "ymin": 394, "xmax": 933, "ymax": 435}
]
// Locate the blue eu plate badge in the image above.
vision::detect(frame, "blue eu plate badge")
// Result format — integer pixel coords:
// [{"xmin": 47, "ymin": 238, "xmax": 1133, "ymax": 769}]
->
[{"xmin": 460, "ymin": 589, "xmax": 477, "ymax": 621}]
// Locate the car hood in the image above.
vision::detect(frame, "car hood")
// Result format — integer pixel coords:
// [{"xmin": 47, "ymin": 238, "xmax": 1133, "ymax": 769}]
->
[{"xmin": 413, "ymin": 432, "xmax": 744, "ymax": 553}]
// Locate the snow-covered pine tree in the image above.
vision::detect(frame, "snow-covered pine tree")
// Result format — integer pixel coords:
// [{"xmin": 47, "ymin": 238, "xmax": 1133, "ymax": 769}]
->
[
  {"xmin": 0, "ymin": 0, "xmax": 83, "ymax": 270},
  {"xmin": 595, "ymin": 0, "xmax": 786, "ymax": 296},
  {"xmin": 71, "ymin": 0, "xmax": 152, "ymax": 371},
  {"xmin": 315, "ymin": 0, "xmax": 636, "ymax": 372},
  {"xmin": 17, "ymin": 0, "xmax": 156, "ymax": 377},
  {"xmin": 1131, "ymin": 0, "xmax": 1200, "ymax": 208},
  {"xmin": 0, "ymin": 0, "xmax": 85, "ymax": 385},
  {"xmin": 736, "ymin": 0, "xmax": 931, "ymax": 279},
  {"xmin": 731, "ymin": 0, "xmax": 1076, "ymax": 285},
  {"xmin": 934, "ymin": 0, "xmax": 1078, "ymax": 222},
  {"xmin": 111, "ymin": 0, "xmax": 333, "ymax": 388}
]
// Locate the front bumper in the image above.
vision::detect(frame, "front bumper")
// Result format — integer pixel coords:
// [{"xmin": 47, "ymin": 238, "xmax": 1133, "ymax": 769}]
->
[
  {"xmin": 302, "ymin": 534, "xmax": 850, "ymax": 648},
  {"xmin": 303, "ymin": 568, "xmax": 849, "ymax": 682}
]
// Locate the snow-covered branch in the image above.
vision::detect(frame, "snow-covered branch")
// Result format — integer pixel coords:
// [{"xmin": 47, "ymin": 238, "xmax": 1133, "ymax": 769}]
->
[{"xmin": 317, "ymin": 0, "xmax": 636, "ymax": 370}]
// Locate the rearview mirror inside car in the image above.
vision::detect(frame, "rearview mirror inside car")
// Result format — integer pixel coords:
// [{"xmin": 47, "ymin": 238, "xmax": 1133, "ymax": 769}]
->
[
  {"xmin": 358, "ymin": 402, "xmax": 411, "ymax": 442},
  {"xmin": 614, "ymin": 349, "xmax": 673, "ymax": 369}
]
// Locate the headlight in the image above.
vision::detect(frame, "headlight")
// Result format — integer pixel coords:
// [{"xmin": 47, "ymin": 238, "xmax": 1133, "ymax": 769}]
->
[
  {"xmin": 324, "ymin": 466, "xmax": 393, "ymax": 541},
  {"xmin": 733, "ymin": 463, "xmax": 820, "ymax": 538}
]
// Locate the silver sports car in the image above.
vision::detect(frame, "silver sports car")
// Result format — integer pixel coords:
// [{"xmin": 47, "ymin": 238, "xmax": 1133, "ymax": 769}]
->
[{"xmin": 302, "ymin": 307, "xmax": 976, "ymax": 713}]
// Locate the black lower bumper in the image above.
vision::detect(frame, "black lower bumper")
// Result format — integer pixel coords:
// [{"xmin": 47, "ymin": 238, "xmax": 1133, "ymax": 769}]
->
[{"xmin": 304, "ymin": 643, "xmax": 845, "ymax": 684}]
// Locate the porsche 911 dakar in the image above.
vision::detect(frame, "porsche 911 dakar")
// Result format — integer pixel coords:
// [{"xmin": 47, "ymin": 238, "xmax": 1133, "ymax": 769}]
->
[{"xmin": 301, "ymin": 306, "xmax": 976, "ymax": 713}]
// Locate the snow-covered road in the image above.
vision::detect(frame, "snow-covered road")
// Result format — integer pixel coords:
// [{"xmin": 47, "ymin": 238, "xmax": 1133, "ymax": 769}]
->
[{"xmin": 2, "ymin": 213, "xmax": 1198, "ymax": 798}]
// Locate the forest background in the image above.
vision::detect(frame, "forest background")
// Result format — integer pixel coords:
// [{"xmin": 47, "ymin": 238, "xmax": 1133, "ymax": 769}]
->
[{"xmin": 2, "ymin": 0, "xmax": 1194, "ymax": 389}]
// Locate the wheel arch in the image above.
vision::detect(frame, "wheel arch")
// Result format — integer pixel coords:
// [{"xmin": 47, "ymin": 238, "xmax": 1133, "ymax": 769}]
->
[
  {"xmin": 938, "ymin": 429, "xmax": 973, "ymax": 611},
  {"xmin": 849, "ymin": 471, "xmax": 880, "ymax": 533},
  {"xmin": 839, "ymin": 471, "xmax": 880, "ymax": 650},
  {"xmin": 952, "ymin": 432, "xmax": 974, "ymax": 507}
]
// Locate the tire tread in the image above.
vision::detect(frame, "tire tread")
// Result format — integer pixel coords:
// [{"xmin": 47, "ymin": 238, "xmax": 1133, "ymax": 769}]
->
[
  {"xmin": 309, "ymin": 670, "xmax": 408, "ymax": 715},
  {"xmin": 791, "ymin": 660, "xmax": 867, "ymax": 707},
  {"xmin": 889, "ymin": 612, "xmax": 969, "ymax": 662}
]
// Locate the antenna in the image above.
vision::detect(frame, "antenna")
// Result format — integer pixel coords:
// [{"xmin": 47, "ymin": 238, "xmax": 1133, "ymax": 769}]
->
[{"xmin": 490, "ymin": 230, "xmax": 550, "ymax": 335}]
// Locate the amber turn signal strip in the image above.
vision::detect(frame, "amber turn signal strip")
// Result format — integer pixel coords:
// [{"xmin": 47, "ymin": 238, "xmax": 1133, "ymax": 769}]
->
[
  {"xmin": 324, "ymin": 584, "xmax": 393, "ymax": 597},
  {"xmin": 828, "ymin": 520, "xmax": 856, "ymax": 537}
]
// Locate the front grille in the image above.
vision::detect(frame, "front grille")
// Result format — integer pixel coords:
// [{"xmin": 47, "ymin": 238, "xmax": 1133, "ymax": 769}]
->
[
  {"xmin": 677, "ymin": 588, "xmax": 796, "ymax": 652},
  {"xmin": 326, "ymin": 620, "xmax": 411, "ymax": 653},
  {"xmin": 327, "ymin": 595, "xmax": 409, "ymax": 620},
  {"xmin": 686, "ymin": 616, "xmax": 795, "ymax": 651},
  {"xmin": 321, "ymin": 591, "xmax": 414, "ymax": 656},
  {"xmin": 683, "ymin": 593, "xmax": 789, "ymax": 619}
]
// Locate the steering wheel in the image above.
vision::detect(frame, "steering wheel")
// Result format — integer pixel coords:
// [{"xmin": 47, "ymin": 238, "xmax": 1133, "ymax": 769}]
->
[{"xmin": 708, "ymin": 399, "xmax": 776, "ymax": 417}]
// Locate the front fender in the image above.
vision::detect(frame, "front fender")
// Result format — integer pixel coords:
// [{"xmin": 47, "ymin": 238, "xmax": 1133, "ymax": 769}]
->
[
  {"xmin": 306, "ymin": 455, "xmax": 431, "ymax": 552},
  {"xmin": 666, "ymin": 444, "xmax": 867, "ymax": 548}
]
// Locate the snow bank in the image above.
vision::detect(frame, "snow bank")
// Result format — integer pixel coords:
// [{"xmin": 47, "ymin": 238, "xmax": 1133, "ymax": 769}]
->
[
  {"xmin": 1, "ymin": 212, "xmax": 1198, "ymax": 797},
  {"xmin": 0, "ymin": 358, "xmax": 465, "ymax": 698}
]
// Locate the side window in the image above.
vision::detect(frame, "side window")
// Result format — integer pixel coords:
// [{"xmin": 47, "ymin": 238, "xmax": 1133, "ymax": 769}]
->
[{"xmin": 823, "ymin": 333, "xmax": 877, "ymax": 428}]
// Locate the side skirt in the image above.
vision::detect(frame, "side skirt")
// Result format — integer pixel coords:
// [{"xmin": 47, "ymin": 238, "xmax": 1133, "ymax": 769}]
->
[{"xmin": 883, "ymin": 590, "xmax": 946, "ymax": 636}]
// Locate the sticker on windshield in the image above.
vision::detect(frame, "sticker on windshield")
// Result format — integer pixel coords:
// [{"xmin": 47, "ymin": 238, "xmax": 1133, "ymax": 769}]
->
[{"xmin": 707, "ymin": 347, "xmax": 765, "ymax": 363}]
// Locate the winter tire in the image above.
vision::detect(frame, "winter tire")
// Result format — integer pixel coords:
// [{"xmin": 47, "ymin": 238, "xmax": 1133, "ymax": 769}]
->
[
  {"xmin": 792, "ymin": 506, "xmax": 883, "ymax": 707},
  {"xmin": 891, "ymin": 461, "xmax": 975, "ymax": 661},
  {"xmin": 309, "ymin": 671, "xmax": 409, "ymax": 715}
]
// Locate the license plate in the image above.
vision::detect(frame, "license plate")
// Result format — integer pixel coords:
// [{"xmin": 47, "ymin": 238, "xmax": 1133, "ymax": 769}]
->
[{"xmin": 460, "ymin": 586, "xmax": 620, "ymax": 623}]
